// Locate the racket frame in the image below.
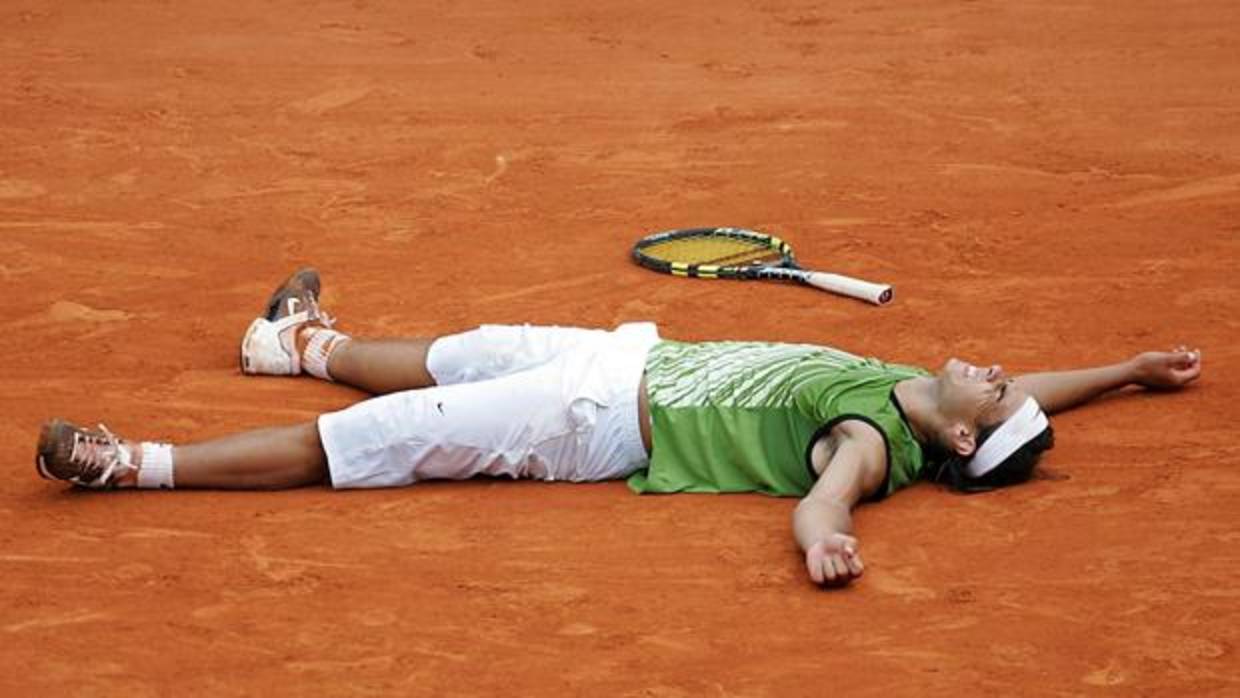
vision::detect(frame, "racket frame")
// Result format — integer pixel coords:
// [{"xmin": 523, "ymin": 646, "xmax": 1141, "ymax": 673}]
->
[{"xmin": 632, "ymin": 227, "xmax": 893, "ymax": 305}]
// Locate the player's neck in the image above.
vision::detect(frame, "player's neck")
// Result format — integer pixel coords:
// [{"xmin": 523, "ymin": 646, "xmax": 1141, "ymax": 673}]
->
[{"xmin": 892, "ymin": 377, "xmax": 940, "ymax": 446}]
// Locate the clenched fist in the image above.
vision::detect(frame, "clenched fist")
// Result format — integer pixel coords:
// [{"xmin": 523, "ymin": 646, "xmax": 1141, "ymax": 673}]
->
[{"xmin": 805, "ymin": 534, "xmax": 864, "ymax": 588}]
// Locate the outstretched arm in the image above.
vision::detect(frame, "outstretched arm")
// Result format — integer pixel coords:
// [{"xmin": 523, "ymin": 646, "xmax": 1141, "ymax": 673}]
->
[
  {"xmin": 793, "ymin": 421, "xmax": 887, "ymax": 588},
  {"xmin": 1013, "ymin": 347, "xmax": 1202, "ymax": 415}
]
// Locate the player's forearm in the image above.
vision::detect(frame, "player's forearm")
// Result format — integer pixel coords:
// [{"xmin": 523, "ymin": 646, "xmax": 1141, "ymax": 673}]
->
[
  {"xmin": 792, "ymin": 497, "xmax": 853, "ymax": 552},
  {"xmin": 1013, "ymin": 360, "xmax": 1137, "ymax": 415}
]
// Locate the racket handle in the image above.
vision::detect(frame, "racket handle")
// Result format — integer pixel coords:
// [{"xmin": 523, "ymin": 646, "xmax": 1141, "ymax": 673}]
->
[{"xmin": 804, "ymin": 272, "xmax": 893, "ymax": 305}]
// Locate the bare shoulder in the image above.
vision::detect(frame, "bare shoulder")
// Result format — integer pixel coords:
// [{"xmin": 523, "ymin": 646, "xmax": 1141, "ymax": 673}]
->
[
  {"xmin": 830, "ymin": 419, "xmax": 887, "ymax": 449},
  {"xmin": 814, "ymin": 420, "xmax": 886, "ymax": 462},
  {"xmin": 807, "ymin": 419, "xmax": 889, "ymax": 503},
  {"xmin": 810, "ymin": 419, "xmax": 888, "ymax": 477}
]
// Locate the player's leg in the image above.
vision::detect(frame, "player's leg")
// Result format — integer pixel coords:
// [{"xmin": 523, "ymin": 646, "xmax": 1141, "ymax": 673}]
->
[
  {"xmin": 318, "ymin": 336, "xmax": 436, "ymax": 395},
  {"xmin": 36, "ymin": 419, "xmax": 328, "ymax": 490},
  {"xmin": 173, "ymin": 422, "xmax": 327, "ymax": 488},
  {"xmin": 239, "ymin": 268, "xmax": 657, "ymax": 395},
  {"xmin": 242, "ymin": 284, "xmax": 609, "ymax": 395},
  {"xmin": 317, "ymin": 322, "xmax": 660, "ymax": 395},
  {"xmin": 238, "ymin": 268, "xmax": 436, "ymax": 392},
  {"xmin": 37, "ymin": 373, "xmax": 547, "ymax": 492},
  {"xmin": 309, "ymin": 324, "xmax": 616, "ymax": 394}
]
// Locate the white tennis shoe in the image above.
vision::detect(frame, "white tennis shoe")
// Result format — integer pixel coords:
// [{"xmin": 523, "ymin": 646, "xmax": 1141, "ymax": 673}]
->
[{"xmin": 240, "ymin": 268, "xmax": 332, "ymax": 376}]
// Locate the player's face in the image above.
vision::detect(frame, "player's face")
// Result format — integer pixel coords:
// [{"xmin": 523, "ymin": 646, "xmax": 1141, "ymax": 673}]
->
[{"xmin": 938, "ymin": 358, "xmax": 1027, "ymax": 429}]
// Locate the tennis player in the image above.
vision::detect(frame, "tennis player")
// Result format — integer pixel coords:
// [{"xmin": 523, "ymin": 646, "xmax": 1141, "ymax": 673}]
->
[{"xmin": 35, "ymin": 269, "xmax": 1202, "ymax": 587}]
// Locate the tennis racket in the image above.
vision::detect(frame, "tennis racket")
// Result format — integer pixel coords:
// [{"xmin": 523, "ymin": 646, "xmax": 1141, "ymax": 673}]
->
[{"xmin": 632, "ymin": 227, "xmax": 893, "ymax": 305}]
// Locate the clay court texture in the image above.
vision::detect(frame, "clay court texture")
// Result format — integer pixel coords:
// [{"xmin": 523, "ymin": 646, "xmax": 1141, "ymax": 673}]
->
[{"xmin": 2, "ymin": 1, "xmax": 1238, "ymax": 695}]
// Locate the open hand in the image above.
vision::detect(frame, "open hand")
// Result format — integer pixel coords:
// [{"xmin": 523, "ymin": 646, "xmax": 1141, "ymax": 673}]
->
[
  {"xmin": 1131, "ymin": 347, "xmax": 1202, "ymax": 390},
  {"xmin": 805, "ymin": 534, "xmax": 864, "ymax": 588}
]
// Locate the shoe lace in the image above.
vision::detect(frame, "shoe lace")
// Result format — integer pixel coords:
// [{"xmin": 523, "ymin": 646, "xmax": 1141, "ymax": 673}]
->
[
  {"xmin": 284, "ymin": 295, "xmax": 335, "ymax": 329},
  {"xmin": 68, "ymin": 424, "xmax": 135, "ymax": 488},
  {"xmin": 305, "ymin": 294, "xmax": 336, "ymax": 329}
]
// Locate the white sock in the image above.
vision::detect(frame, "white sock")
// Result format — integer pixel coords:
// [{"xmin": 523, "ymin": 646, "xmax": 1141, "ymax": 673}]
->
[
  {"xmin": 137, "ymin": 442, "xmax": 175, "ymax": 489},
  {"xmin": 302, "ymin": 328, "xmax": 351, "ymax": 381}
]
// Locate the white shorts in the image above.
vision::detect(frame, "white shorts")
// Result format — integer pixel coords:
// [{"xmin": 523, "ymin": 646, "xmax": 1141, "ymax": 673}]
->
[{"xmin": 318, "ymin": 323, "xmax": 660, "ymax": 488}]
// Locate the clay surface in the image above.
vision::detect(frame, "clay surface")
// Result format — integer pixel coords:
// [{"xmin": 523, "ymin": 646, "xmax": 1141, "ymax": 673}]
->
[{"xmin": 2, "ymin": 1, "xmax": 1237, "ymax": 695}]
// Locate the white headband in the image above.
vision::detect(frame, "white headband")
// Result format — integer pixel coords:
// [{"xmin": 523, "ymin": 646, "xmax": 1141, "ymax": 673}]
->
[{"xmin": 966, "ymin": 396, "xmax": 1049, "ymax": 478}]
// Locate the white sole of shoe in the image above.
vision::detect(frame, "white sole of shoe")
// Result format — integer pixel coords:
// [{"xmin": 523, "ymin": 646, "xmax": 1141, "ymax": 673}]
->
[
  {"xmin": 35, "ymin": 454, "xmax": 53, "ymax": 480},
  {"xmin": 240, "ymin": 316, "xmax": 302, "ymax": 375},
  {"xmin": 240, "ymin": 317, "xmax": 273, "ymax": 374},
  {"xmin": 35, "ymin": 419, "xmax": 61, "ymax": 480}
]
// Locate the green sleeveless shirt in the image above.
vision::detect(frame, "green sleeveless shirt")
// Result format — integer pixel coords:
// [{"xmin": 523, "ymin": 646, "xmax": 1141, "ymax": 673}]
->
[{"xmin": 627, "ymin": 340, "xmax": 929, "ymax": 498}]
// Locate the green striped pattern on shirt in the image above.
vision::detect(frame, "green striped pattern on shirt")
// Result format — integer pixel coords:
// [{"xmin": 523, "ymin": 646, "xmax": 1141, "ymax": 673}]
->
[
  {"xmin": 647, "ymin": 341, "xmax": 862, "ymax": 409},
  {"xmin": 629, "ymin": 340, "xmax": 928, "ymax": 497}
]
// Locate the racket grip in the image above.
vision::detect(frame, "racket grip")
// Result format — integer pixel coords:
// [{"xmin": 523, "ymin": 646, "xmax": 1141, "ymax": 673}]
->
[{"xmin": 804, "ymin": 272, "xmax": 893, "ymax": 305}]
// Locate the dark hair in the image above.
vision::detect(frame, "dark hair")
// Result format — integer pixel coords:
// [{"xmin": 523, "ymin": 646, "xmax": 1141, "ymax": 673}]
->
[{"xmin": 925, "ymin": 422, "xmax": 1055, "ymax": 494}]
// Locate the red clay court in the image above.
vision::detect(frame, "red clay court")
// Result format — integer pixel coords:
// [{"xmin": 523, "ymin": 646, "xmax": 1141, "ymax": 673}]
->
[{"xmin": 2, "ymin": 1, "xmax": 1238, "ymax": 695}]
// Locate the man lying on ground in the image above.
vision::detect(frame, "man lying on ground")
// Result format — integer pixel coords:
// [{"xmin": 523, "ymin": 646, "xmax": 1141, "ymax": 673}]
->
[{"xmin": 36, "ymin": 269, "xmax": 1202, "ymax": 587}]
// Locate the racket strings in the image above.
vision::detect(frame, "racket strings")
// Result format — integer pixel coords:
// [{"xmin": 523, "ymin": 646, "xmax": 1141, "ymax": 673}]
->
[{"xmin": 642, "ymin": 237, "xmax": 781, "ymax": 266}]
